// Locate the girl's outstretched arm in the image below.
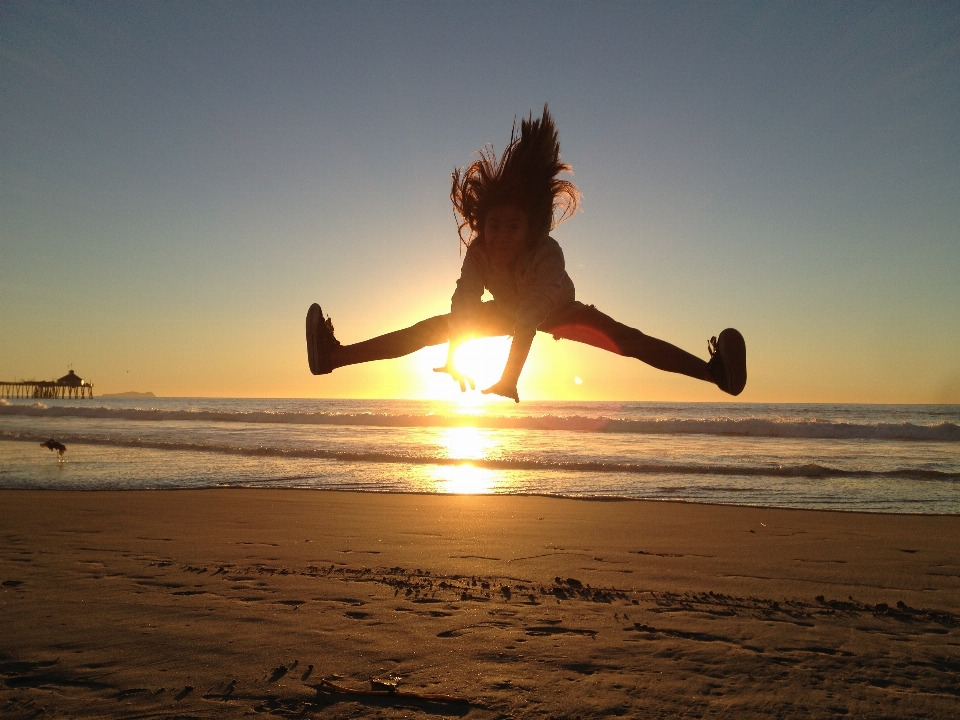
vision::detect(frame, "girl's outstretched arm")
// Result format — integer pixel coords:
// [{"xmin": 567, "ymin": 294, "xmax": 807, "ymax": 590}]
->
[{"xmin": 481, "ymin": 325, "xmax": 536, "ymax": 403}]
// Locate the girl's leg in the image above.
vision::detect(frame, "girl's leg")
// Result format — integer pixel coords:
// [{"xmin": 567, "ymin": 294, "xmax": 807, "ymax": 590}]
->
[
  {"xmin": 541, "ymin": 303, "xmax": 712, "ymax": 382},
  {"xmin": 333, "ymin": 315, "xmax": 451, "ymax": 368},
  {"xmin": 332, "ymin": 302, "xmax": 515, "ymax": 369}
]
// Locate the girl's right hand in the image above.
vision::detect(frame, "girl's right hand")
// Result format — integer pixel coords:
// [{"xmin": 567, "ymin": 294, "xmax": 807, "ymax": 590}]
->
[{"xmin": 433, "ymin": 364, "xmax": 475, "ymax": 392}]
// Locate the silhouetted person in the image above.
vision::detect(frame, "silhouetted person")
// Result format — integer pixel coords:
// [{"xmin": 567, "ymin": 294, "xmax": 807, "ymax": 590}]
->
[{"xmin": 307, "ymin": 106, "xmax": 746, "ymax": 402}]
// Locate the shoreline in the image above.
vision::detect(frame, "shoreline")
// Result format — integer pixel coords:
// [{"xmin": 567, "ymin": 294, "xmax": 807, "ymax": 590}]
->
[
  {"xmin": 2, "ymin": 488, "xmax": 959, "ymax": 717},
  {"xmin": 4, "ymin": 484, "xmax": 960, "ymax": 517}
]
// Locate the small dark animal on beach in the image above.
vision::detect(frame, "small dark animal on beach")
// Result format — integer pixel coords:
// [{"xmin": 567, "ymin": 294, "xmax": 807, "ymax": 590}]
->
[{"xmin": 41, "ymin": 439, "xmax": 67, "ymax": 460}]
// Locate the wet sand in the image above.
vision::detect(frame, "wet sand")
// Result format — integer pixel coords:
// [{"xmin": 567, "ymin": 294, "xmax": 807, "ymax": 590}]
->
[{"xmin": 1, "ymin": 489, "xmax": 959, "ymax": 718}]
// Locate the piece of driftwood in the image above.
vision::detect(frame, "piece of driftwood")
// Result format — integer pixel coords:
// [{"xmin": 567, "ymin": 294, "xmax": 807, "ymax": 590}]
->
[{"xmin": 314, "ymin": 678, "xmax": 470, "ymax": 704}]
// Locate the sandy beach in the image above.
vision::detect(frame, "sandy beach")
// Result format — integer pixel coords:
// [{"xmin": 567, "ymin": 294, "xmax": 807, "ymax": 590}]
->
[{"xmin": 1, "ymin": 489, "xmax": 958, "ymax": 718}]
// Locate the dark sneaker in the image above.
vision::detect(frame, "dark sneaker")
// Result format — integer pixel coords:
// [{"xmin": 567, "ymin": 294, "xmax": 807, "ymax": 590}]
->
[
  {"xmin": 707, "ymin": 328, "xmax": 747, "ymax": 396},
  {"xmin": 306, "ymin": 303, "xmax": 340, "ymax": 375}
]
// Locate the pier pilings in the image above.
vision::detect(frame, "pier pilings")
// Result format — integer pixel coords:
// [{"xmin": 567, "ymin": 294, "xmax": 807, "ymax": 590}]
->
[{"xmin": 0, "ymin": 378, "xmax": 94, "ymax": 400}]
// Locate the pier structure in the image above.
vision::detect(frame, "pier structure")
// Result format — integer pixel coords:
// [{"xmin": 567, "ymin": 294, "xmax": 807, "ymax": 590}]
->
[{"xmin": 0, "ymin": 370, "xmax": 94, "ymax": 400}]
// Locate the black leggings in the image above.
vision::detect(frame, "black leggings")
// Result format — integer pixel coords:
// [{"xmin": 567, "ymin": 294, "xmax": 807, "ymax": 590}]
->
[{"xmin": 334, "ymin": 301, "xmax": 710, "ymax": 382}]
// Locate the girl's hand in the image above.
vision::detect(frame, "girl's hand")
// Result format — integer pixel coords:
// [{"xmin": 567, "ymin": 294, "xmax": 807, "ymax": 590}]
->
[
  {"xmin": 433, "ymin": 364, "xmax": 475, "ymax": 392},
  {"xmin": 481, "ymin": 379, "xmax": 520, "ymax": 403}
]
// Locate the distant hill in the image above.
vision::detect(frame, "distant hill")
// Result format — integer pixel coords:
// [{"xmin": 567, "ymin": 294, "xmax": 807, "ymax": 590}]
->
[{"xmin": 100, "ymin": 391, "xmax": 156, "ymax": 398}]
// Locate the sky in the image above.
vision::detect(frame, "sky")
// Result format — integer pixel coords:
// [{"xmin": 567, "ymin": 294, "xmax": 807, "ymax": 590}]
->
[{"xmin": 1, "ymin": 1, "xmax": 958, "ymax": 403}]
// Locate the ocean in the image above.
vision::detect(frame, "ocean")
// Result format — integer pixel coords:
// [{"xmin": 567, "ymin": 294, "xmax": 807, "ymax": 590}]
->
[{"xmin": 1, "ymin": 398, "xmax": 958, "ymax": 514}]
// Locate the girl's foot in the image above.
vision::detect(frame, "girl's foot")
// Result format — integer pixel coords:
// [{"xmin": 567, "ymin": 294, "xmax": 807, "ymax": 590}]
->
[
  {"xmin": 306, "ymin": 303, "xmax": 340, "ymax": 375},
  {"xmin": 707, "ymin": 328, "xmax": 747, "ymax": 396}
]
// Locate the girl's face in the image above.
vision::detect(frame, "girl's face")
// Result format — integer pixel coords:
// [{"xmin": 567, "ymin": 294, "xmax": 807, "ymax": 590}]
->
[{"xmin": 484, "ymin": 205, "xmax": 531, "ymax": 267}]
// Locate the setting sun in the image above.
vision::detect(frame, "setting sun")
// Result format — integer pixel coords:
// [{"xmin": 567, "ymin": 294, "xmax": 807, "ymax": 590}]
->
[
  {"xmin": 451, "ymin": 337, "xmax": 512, "ymax": 390},
  {"xmin": 413, "ymin": 336, "xmax": 529, "ymax": 403}
]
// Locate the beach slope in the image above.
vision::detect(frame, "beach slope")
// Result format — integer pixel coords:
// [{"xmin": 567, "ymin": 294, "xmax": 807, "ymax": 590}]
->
[{"xmin": 1, "ymin": 490, "xmax": 958, "ymax": 718}]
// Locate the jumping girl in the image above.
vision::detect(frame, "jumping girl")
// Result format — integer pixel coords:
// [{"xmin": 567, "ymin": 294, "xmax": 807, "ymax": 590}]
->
[{"xmin": 306, "ymin": 106, "xmax": 746, "ymax": 402}]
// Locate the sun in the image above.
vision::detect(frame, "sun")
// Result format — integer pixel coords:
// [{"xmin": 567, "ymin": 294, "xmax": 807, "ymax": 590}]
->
[
  {"xmin": 450, "ymin": 336, "xmax": 513, "ymax": 391},
  {"xmin": 413, "ymin": 336, "xmax": 518, "ymax": 403}
]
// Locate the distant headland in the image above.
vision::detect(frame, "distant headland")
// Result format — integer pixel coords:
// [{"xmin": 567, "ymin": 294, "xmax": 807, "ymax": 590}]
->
[{"xmin": 100, "ymin": 391, "xmax": 156, "ymax": 398}]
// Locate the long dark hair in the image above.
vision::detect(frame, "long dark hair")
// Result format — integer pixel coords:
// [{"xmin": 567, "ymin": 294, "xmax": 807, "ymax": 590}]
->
[{"xmin": 451, "ymin": 105, "xmax": 580, "ymax": 250}]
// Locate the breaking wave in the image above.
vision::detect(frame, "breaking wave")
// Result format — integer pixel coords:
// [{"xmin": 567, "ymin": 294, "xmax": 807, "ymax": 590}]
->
[
  {"xmin": 2, "ymin": 430, "xmax": 958, "ymax": 481},
  {"xmin": 1, "ymin": 404, "xmax": 958, "ymax": 441}
]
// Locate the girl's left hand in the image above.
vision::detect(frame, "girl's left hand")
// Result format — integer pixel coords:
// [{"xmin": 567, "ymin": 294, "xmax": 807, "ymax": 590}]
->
[
  {"xmin": 433, "ymin": 364, "xmax": 475, "ymax": 392},
  {"xmin": 481, "ymin": 380, "xmax": 520, "ymax": 403}
]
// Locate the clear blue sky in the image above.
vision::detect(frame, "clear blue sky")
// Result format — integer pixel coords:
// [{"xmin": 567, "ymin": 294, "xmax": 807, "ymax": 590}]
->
[{"xmin": 2, "ymin": 1, "xmax": 958, "ymax": 401}]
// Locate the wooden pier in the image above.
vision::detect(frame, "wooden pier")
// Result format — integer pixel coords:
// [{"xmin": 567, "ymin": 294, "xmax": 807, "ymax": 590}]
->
[{"xmin": 0, "ymin": 370, "xmax": 93, "ymax": 400}]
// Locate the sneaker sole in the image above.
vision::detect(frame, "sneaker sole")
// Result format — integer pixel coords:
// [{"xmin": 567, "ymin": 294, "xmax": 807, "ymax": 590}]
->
[
  {"xmin": 716, "ymin": 328, "xmax": 747, "ymax": 396},
  {"xmin": 306, "ymin": 304, "xmax": 323, "ymax": 375}
]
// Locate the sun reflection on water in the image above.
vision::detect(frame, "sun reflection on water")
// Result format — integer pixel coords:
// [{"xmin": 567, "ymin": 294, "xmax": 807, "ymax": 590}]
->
[
  {"xmin": 431, "ymin": 464, "xmax": 497, "ymax": 494},
  {"xmin": 441, "ymin": 426, "xmax": 491, "ymax": 459},
  {"xmin": 431, "ymin": 425, "xmax": 502, "ymax": 494}
]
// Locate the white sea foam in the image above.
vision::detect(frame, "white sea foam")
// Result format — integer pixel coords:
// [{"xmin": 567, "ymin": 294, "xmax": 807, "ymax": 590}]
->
[
  {"xmin": 2, "ymin": 399, "xmax": 959, "ymax": 511},
  {"xmin": 1, "ymin": 430, "xmax": 958, "ymax": 481},
  {"xmin": 1, "ymin": 404, "xmax": 957, "ymax": 441}
]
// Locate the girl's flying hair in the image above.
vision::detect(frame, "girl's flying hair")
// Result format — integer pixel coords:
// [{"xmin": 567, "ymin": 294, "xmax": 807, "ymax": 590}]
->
[{"xmin": 451, "ymin": 104, "xmax": 580, "ymax": 249}]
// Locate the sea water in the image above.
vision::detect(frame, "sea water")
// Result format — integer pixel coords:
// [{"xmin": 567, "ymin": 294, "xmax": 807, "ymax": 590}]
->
[{"xmin": 1, "ymin": 398, "xmax": 958, "ymax": 513}]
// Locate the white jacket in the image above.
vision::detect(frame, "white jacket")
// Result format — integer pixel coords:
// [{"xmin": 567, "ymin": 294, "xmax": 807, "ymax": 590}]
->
[{"xmin": 450, "ymin": 235, "xmax": 576, "ymax": 335}]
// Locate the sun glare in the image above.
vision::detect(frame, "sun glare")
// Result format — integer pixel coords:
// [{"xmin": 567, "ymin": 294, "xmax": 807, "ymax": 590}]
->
[
  {"xmin": 451, "ymin": 337, "xmax": 512, "ymax": 391},
  {"xmin": 413, "ymin": 336, "xmax": 518, "ymax": 404}
]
